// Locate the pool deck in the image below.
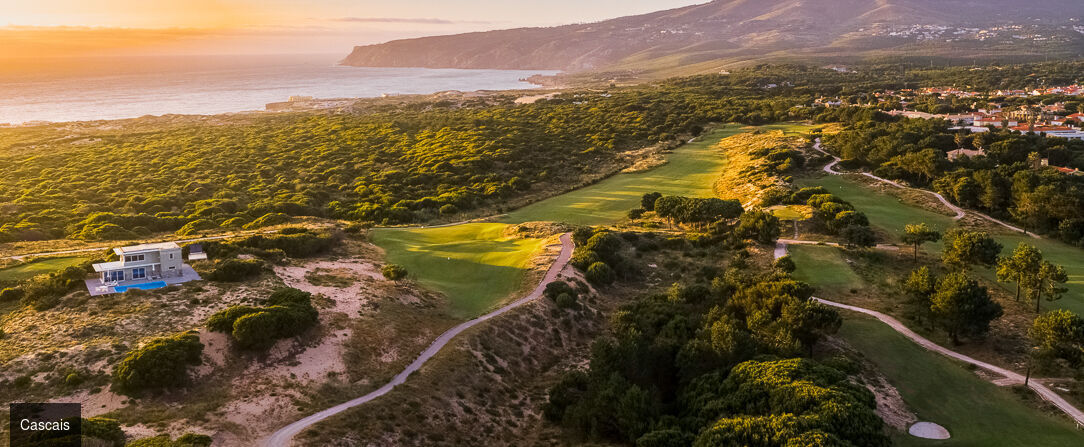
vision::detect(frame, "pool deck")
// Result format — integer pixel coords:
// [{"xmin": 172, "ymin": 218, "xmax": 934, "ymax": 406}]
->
[{"xmin": 85, "ymin": 264, "xmax": 201, "ymax": 296}]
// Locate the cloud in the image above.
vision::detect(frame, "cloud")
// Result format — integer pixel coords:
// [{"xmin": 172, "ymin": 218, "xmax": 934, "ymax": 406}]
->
[{"xmin": 332, "ymin": 17, "xmax": 493, "ymax": 25}]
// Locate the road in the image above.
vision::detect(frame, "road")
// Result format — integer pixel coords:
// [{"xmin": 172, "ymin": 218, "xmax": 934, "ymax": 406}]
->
[
  {"xmin": 774, "ymin": 239, "xmax": 1084, "ymax": 427},
  {"xmin": 262, "ymin": 232, "xmax": 575, "ymax": 447},
  {"xmin": 811, "ymin": 139, "xmax": 1035, "ymax": 235}
]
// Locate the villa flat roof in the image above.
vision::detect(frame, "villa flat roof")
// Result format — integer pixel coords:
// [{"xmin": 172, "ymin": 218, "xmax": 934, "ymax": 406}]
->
[
  {"xmin": 113, "ymin": 242, "xmax": 181, "ymax": 255},
  {"xmin": 92, "ymin": 261, "xmax": 125, "ymax": 272}
]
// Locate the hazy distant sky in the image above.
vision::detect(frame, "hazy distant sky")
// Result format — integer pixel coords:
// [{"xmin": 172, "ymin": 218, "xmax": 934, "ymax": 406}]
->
[{"xmin": 0, "ymin": 0, "xmax": 706, "ymax": 58}]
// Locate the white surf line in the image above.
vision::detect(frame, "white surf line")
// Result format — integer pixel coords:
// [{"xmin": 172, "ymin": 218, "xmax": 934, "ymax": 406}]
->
[
  {"xmin": 773, "ymin": 239, "xmax": 1084, "ymax": 428},
  {"xmin": 263, "ymin": 232, "xmax": 574, "ymax": 447},
  {"xmin": 811, "ymin": 139, "xmax": 1037, "ymax": 237}
]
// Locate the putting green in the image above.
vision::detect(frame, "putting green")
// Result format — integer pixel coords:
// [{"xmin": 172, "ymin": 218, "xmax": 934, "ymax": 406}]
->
[
  {"xmin": 788, "ymin": 245, "xmax": 864, "ymax": 293},
  {"xmin": 0, "ymin": 256, "xmax": 89, "ymax": 282},
  {"xmin": 371, "ymin": 223, "xmax": 547, "ymax": 318},
  {"xmin": 840, "ymin": 317, "xmax": 1084, "ymax": 446},
  {"xmin": 800, "ymin": 174, "xmax": 1084, "ymax": 315}
]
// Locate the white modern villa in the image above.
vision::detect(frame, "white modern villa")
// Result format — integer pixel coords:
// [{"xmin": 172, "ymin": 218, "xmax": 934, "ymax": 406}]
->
[{"xmin": 86, "ymin": 242, "xmax": 202, "ymax": 295}]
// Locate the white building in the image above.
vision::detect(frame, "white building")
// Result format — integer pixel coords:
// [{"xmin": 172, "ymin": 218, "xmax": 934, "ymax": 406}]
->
[{"xmin": 87, "ymin": 242, "xmax": 201, "ymax": 295}]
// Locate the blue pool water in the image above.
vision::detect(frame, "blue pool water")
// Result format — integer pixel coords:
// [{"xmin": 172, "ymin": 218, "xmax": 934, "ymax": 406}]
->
[{"xmin": 113, "ymin": 281, "xmax": 167, "ymax": 293}]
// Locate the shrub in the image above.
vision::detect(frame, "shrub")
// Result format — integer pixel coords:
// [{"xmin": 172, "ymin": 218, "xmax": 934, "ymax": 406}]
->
[
  {"xmin": 82, "ymin": 417, "xmax": 126, "ymax": 447},
  {"xmin": 204, "ymin": 259, "xmax": 265, "ymax": 282},
  {"xmin": 585, "ymin": 262, "xmax": 616, "ymax": 285},
  {"xmin": 439, "ymin": 204, "xmax": 459, "ymax": 215},
  {"xmin": 0, "ymin": 287, "xmax": 24, "ymax": 302},
  {"xmin": 175, "ymin": 219, "xmax": 216, "ymax": 236},
  {"xmin": 243, "ymin": 212, "xmax": 290, "ymax": 229},
  {"xmin": 628, "ymin": 208, "xmax": 645, "ymax": 220},
  {"xmin": 544, "ymin": 280, "xmax": 577, "ymax": 301},
  {"xmin": 112, "ymin": 331, "xmax": 203, "ymax": 394},
  {"xmin": 176, "ymin": 433, "xmax": 214, "ymax": 447},
  {"xmin": 232, "ymin": 305, "xmax": 318, "ymax": 350},
  {"xmin": 773, "ymin": 255, "xmax": 796, "ymax": 273},
  {"xmin": 206, "ymin": 305, "xmax": 261, "ymax": 332},
  {"xmin": 216, "ymin": 287, "xmax": 318, "ymax": 351},
  {"xmin": 220, "ymin": 217, "xmax": 247, "ymax": 228},
  {"xmin": 555, "ymin": 293, "xmax": 577, "ymax": 309},
  {"xmin": 382, "ymin": 264, "xmax": 408, "ymax": 280}
]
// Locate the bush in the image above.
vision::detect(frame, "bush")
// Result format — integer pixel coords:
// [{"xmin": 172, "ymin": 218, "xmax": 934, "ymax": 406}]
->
[
  {"xmin": 585, "ymin": 262, "xmax": 616, "ymax": 285},
  {"xmin": 544, "ymin": 280, "xmax": 577, "ymax": 301},
  {"xmin": 382, "ymin": 264, "xmax": 408, "ymax": 280},
  {"xmin": 176, "ymin": 433, "xmax": 214, "ymax": 447},
  {"xmin": 242, "ymin": 212, "xmax": 290, "ymax": 229},
  {"xmin": 773, "ymin": 255, "xmax": 796, "ymax": 273},
  {"xmin": 204, "ymin": 259, "xmax": 265, "ymax": 282},
  {"xmin": 175, "ymin": 219, "xmax": 216, "ymax": 236},
  {"xmin": 212, "ymin": 287, "xmax": 318, "ymax": 351},
  {"xmin": 439, "ymin": 204, "xmax": 459, "ymax": 215},
  {"xmin": 112, "ymin": 331, "xmax": 203, "ymax": 394},
  {"xmin": 555, "ymin": 293, "xmax": 577, "ymax": 309},
  {"xmin": 232, "ymin": 305, "xmax": 318, "ymax": 350},
  {"xmin": 82, "ymin": 417, "xmax": 126, "ymax": 447},
  {"xmin": 628, "ymin": 208, "xmax": 645, "ymax": 220},
  {"xmin": 0, "ymin": 287, "xmax": 24, "ymax": 302},
  {"xmin": 206, "ymin": 305, "xmax": 261, "ymax": 332}
]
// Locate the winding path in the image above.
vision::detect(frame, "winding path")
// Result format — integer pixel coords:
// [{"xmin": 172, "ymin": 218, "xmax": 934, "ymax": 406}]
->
[
  {"xmin": 811, "ymin": 139, "xmax": 1035, "ymax": 236},
  {"xmin": 816, "ymin": 296, "xmax": 1084, "ymax": 428},
  {"xmin": 773, "ymin": 240, "xmax": 1084, "ymax": 428},
  {"xmin": 262, "ymin": 233, "xmax": 574, "ymax": 447}
]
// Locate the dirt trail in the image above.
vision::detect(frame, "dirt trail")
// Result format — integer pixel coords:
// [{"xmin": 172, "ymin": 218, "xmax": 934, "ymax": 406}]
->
[
  {"xmin": 262, "ymin": 233, "xmax": 575, "ymax": 447},
  {"xmin": 811, "ymin": 139, "xmax": 1035, "ymax": 236},
  {"xmin": 774, "ymin": 238, "xmax": 1084, "ymax": 427}
]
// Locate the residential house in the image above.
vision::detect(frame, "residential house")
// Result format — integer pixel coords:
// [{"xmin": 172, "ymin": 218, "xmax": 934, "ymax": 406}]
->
[{"xmin": 87, "ymin": 242, "xmax": 201, "ymax": 295}]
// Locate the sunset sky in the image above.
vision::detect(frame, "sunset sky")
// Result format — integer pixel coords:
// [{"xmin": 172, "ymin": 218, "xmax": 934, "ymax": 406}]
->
[{"xmin": 1, "ymin": 0, "xmax": 705, "ymax": 58}]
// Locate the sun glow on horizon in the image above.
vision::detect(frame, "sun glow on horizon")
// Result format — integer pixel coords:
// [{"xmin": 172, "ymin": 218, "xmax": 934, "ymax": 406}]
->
[{"xmin": 0, "ymin": 0, "xmax": 706, "ymax": 58}]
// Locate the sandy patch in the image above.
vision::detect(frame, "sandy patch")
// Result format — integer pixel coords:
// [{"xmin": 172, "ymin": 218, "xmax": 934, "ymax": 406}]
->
[
  {"xmin": 274, "ymin": 259, "xmax": 383, "ymax": 317},
  {"xmin": 50, "ymin": 388, "xmax": 127, "ymax": 417},
  {"xmin": 909, "ymin": 421, "xmax": 951, "ymax": 439}
]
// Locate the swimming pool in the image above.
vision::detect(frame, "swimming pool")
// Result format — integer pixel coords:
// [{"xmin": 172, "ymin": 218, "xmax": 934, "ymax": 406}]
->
[{"xmin": 113, "ymin": 281, "xmax": 168, "ymax": 293}]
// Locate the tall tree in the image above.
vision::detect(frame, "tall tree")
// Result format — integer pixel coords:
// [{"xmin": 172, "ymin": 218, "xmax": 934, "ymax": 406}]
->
[
  {"xmin": 901, "ymin": 223, "xmax": 941, "ymax": 262},
  {"xmin": 1030, "ymin": 310, "xmax": 1084, "ymax": 368},
  {"xmin": 941, "ymin": 228, "xmax": 1002, "ymax": 270},
  {"xmin": 996, "ymin": 243, "xmax": 1043, "ymax": 302},
  {"xmin": 1035, "ymin": 261, "xmax": 1069, "ymax": 313},
  {"xmin": 931, "ymin": 272, "xmax": 1003, "ymax": 344}
]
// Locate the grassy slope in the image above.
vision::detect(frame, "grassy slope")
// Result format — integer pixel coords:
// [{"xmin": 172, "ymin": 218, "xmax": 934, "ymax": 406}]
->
[
  {"xmin": 799, "ymin": 174, "xmax": 1084, "ymax": 315},
  {"xmin": 500, "ymin": 123, "xmax": 818, "ymax": 225},
  {"xmin": 840, "ymin": 317, "xmax": 1084, "ymax": 446},
  {"xmin": 0, "ymin": 256, "xmax": 88, "ymax": 282},
  {"xmin": 788, "ymin": 245, "xmax": 864, "ymax": 293},
  {"xmin": 370, "ymin": 124, "xmax": 819, "ymax": 317},
  {"xmin": 370, "ymin": 223, "xmax": 546, "ymax": 318}
]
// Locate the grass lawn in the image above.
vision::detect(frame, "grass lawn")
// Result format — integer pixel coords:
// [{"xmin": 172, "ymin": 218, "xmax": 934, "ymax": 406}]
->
[
  {"xmin": 768, "ymin": 204, "xmax": 813, "ymax": 221},
  {"xmin": 839, "ymin": 317, "xmax": 1084, "ymax": 446},
  {"xmin": 0, "ymin": 256, "xmax": 89, "ymax": 282},
  {"xmin": 370, "ymin": 223, "xmax": 547, "ymax": 318},
  {"xmin": 501, "ymin": 123, "xmax": 821, "ymax": 226},
  {"xmin": 799, "ymin": 174, "xmax": 1084, "ymax": 315},
  {"xmin": 788, "ymin": 244, "xmax": 864, "ymax": 293}
]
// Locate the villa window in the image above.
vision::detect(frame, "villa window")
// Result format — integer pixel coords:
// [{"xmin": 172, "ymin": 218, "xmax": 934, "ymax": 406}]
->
[
  {"xmin": 132, "ymin": 268, "xmax": 146, "ymax": 279},
  {"xmin": 107, "ymin": 271, "xmax": 124, "ymax": 282},
  {"xmin": 124, "ymin": 254, "xmax": 146, "ymax": 263}
]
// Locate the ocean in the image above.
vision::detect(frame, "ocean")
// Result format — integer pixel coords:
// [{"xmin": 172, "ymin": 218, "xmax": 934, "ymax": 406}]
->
[{"xmin": 0, "ymin": 54, "xmax": 557, "ymax": 125}]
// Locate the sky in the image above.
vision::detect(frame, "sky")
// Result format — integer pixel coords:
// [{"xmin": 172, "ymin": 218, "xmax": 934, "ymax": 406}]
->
[{"xmin": 0, "ymin": 0, "xmax": 706, "ymax": 58}]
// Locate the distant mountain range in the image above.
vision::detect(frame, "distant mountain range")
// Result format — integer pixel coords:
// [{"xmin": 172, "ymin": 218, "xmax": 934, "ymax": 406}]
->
[{"xmin": 341, "ymin": 0, "xmax": 1084, "ymax": 77}]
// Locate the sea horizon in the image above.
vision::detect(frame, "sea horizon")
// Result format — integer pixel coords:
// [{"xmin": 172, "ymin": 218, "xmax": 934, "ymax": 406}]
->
[{"xmin": 0, "ymin": 53, "xmax": 558, "ymax": 125}]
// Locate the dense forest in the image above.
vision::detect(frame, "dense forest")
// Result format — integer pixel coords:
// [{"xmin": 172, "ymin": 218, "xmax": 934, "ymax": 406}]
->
[
  {"xmin": 2, "ymin": 61, "xmax": 1082, "ymax": 243},
  {"xmin": 0, "ymin": 78, "xmax": 807, "ymax": 243},
  {"xmin": 823, "ymin": 114, "xmax": 1084, "ymax": 245}
]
